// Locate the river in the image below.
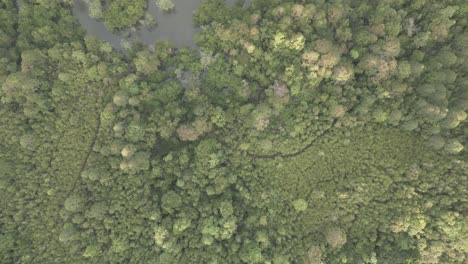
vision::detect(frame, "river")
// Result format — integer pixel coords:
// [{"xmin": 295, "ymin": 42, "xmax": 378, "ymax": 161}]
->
[{"xmin": 73, "ymin": 0, "xmax": 250, "ymax": 50}]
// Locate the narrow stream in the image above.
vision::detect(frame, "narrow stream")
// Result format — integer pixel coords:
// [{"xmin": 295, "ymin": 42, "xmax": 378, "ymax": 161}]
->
[{"xmin": 73, "ymin": 0, "xmax": 250, "ymax": 50}]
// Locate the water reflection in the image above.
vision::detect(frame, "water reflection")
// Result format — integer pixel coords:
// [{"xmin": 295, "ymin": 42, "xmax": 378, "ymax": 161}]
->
[
  {"xmin": 73, "ymin": 0, "xmax": 249, "ymax": 50},
  {"xmin": 74, "ymin": 0, "xmax": 125, "ymax": 50}
]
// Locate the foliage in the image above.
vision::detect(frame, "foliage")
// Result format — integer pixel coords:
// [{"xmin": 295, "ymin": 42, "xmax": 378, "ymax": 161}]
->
[
  {"xmin": 0, "ymin": 0, "xmax": 466, "ymax": 263},
  {"xmin": 103, "ymin": 0, "xmax": 147, "ymax": 31},
  {"xmin": 156, "ymin": 0, "xmax": 174, "ymax": 12}
]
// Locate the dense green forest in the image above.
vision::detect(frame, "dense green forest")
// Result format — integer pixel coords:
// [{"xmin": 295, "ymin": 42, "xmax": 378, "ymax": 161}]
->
[{"xmin": 0, "ymin": 0, "xmax": 467, "ymax": 263}]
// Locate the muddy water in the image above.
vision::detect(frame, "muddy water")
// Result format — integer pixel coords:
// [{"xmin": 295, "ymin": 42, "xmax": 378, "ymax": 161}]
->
[{"xmin": 73, "ymin": 0, "xmax": 249, "ymax": 50}]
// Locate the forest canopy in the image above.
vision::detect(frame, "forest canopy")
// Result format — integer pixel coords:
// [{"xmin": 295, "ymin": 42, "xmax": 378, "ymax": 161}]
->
[{"xmin": 0, "ymin": 0, "xmax": 467, "ymax": 263}]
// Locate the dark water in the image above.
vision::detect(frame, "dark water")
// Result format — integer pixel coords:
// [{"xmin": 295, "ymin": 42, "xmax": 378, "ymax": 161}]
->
[{"xmin": 73, "ymin": 0, "xmax": 249, "ymax": 50}]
